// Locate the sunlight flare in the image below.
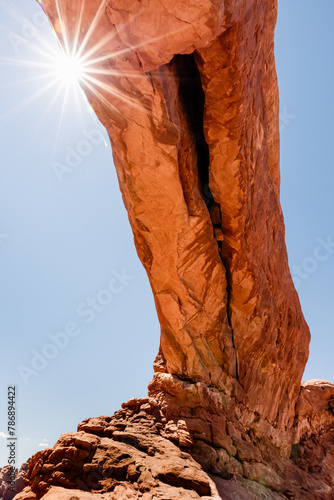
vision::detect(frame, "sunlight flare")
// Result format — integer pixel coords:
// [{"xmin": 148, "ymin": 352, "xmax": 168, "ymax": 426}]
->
[
  {"xmin": 53, "ymin": 51, "xmax": 85, "ymax": 85},
  {"xmin": 0, "ymin": 0, "xmax": 189, "ymax": 134}
]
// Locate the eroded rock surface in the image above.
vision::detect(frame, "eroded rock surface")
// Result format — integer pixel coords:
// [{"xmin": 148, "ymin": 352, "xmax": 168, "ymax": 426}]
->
[
  {"xmin": 40, "ymin": 0, "xmax": 309, "ymax": 429},
  {"xmin": 15, "ymin": 392, "xmax": 334, "ymax": 499},
  {"xmin": 19, "ymin": 0, "xmax": 334, "ymax": 498},
  {"xmin": 0, "ymin": 462, "xmax": 29, "ymax": 500}
]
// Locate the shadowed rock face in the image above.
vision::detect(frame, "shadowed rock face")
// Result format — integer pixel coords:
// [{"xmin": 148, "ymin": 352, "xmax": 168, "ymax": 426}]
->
[
  {"xmin": 14, "ymin": 0, "xmax": 333, "ymax": 498},
  {"xmin": 0, "ymin": 462, "xmax": 29, "ymax": 500}
]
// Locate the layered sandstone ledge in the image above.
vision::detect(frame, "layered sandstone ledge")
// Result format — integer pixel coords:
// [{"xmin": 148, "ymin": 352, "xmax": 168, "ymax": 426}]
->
[
  {"xmin": 15, "ymin": 379, "xmax": 334, "ymax": 499},
  {"xmin": 13, "ymin": 0, "xmax": 334, "ymax": 498}
]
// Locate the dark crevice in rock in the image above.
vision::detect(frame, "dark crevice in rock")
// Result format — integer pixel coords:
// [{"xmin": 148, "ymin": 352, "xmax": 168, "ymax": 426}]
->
[
  {"xmin": 226, "ymin": 284, "xmax": 239, "ymax": 382},
  {"xmin": 172, "ymin": 53, "xmax": 213, "ymax": 208},
  {"xmin": 216, "ymin": 247, "xmax": 240, "ymax": 381},
  {"xmin": 173, "ymin": 52, "xmax": 239, "ymax": 382}
]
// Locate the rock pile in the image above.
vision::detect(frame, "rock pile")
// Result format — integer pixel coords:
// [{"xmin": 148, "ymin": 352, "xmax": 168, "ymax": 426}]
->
[
  {"xmin": 16, "ymin": 379, "xmax": 334, "ymax": 499},
  {"xmin": 16, "ymin": 0, "xmax": 334, "ymax": 497},
  {"xmin": 0, "ymin": 462, "xmax": 29, "ymax": 500}
]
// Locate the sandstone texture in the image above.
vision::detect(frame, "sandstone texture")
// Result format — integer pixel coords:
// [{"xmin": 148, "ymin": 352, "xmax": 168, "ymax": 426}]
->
[
  {"xmin": 40, "ymin": 0, "xmax": 309, "ymax": 429},
  {"xmin": 15, "ymin": 392, "xmax": 334, "ymax": 499},
  {"xmin": 0, "ymin": 462, "xmax": 29, "ymax": 500},
  {"xmin": 19, "ymin": 0, "xmax": 334, "ymax": 498}
]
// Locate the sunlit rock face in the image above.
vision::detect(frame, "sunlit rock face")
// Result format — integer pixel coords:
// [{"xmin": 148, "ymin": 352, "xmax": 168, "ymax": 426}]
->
[
  {"xmin": 41, "ymin": 0, "xmax": 309, "ymax": 430},
  {"xmin": 15, "ymin": 0, "xmax": 333, "ymax": 498},
  {"xmin": 15, "ymin": 391, "xmax": 334, "ymax": 499}
]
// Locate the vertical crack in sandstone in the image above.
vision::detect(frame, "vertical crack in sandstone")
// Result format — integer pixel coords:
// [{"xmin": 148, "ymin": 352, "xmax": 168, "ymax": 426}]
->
[
  {"xmin": 172, "ymin": 54, "xmax": 213, "ymax": 208},
  {"xmin": 224, "ymin": 268, "xmax": 239, "ymax": 382},
  {"xmin": 18, "ymin": 5, "xmax": 334, "ymax": 498},
  {"xmin": 172, "ymin": 53, "xmax": 239, "ymax": 382}
]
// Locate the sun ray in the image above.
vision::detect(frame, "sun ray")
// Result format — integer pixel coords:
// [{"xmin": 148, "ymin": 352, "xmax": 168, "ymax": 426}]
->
[
  {"xmin": 32, "ymin": 81, "xmax": 66, "ymax": 134},
  {"xmin": 80, "ymin": 73, "xmax": 173, "ymax": 132},
  {"xmin": 78, "ymin": 28, "xmax": 121, "ymax": 64},
  {"xmin": 0, "ymin": 78, "xmax": 61, "ymax": 126},
  {"xmin": 0, "ymin": 55, "xmax": 57, "ymax": 71},
  {"xmin": 76, "ymin": 0, "xmax": 108, "ymax": 60},
  {"xmin": 77, "ymin": 23, "xmax": 188, "ymax": 75},
  {"xmin": 72, "ymin": 0, "xmax": 86, "ymax": 57},
  {"xmin": 25, "ymin": 29, "xmax": 64, "ymax": 62},
  {"xmin": 0, "ymin": 0, "xmax": 61, "ymax": 62},
  {"xmin": 81, "ymin": 73, "xmax": 148, "ymax": 114},
  {"xmin": 79, "ymin": 78, "xmax": 124, "ymax": 118},
  {"xmin": 51, "ymin": 81, "xmax": 71, "ymax": 155},
  {"xmin": 54, "ymin": 0, "xmax": 70, "ymax": 56},
  {"xmin": 71, "ymin": 82, "xmax": 87, "ymax": 133},
  {"xmin": 0, "ymin": 0, "xmax": 186, "ymax": 156},
  {"xmin": 0, "ymin": 70, "xmax": 62, "ymax": 90},
  {"xmin": 80, "ymin": 69, "xmax": 181, "ymax": 138},
  {"xmin": 0, "ymin": 0, "xmax": 33, "ymax": 27}
]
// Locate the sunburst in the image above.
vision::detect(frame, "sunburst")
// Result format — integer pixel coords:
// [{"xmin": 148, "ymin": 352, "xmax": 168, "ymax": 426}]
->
[
  {"xmin": 0, "ymin": 0, "xmax": 188, "ymax": 144},
  {"xmin": 52, "ymin": 52, "xmax": 85, "ymax": 85}
]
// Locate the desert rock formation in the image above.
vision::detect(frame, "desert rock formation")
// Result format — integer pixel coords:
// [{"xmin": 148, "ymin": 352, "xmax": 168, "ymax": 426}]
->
[
  {"xmin": 15, "ymin": 389, "xmax": 334, "ymax": 499},
  {"xmin": 13, "ymin": 0, "xmax": 334, "ymax": 498},
  {"xmin": 0, "ymin": 462, "xmax": 29, "ymax": 500}
]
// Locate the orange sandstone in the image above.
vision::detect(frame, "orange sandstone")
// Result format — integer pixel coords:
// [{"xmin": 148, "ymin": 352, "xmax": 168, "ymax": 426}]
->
[{"xmin": 14, "ymin": 1, "xmax": 334, "ymax": 498}]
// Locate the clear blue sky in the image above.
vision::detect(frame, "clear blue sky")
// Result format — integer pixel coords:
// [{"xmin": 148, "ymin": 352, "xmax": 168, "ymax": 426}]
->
[{"xmin": 0, "ymin": 0, "xmax": 333, "ymax": 467}]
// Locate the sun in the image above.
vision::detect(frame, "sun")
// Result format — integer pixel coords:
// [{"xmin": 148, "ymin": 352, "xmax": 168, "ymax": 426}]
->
[
  {"xmin": 0, "ymin": 0, "xmax": 187, "ymax": 132},
  {"xmin": 54, "ymin": 51, "xmax": 85, "ymax": 85}
]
